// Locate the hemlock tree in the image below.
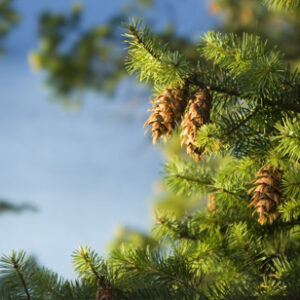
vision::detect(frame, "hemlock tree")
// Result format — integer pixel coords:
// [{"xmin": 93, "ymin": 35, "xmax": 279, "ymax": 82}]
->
[{"xmin": 2, "ymin": 1, "xmax": 300, "ymax": 299}]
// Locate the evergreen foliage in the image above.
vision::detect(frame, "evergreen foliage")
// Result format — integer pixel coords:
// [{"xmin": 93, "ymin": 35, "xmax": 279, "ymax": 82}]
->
[
  {"xmin": 29, "ymin": 3, "xmax": 126, "ymax": 100},
  {"xmin": 0, "ymin": 200, "xmax": 35, "ymax": 215},
  {"xmin": 29, "ymin": 1, "xmax": 200, "ymax": 101},
  {"xmin": 27, "ymin": 0, "xmax": 300, "ymax": 101},
  {"xmin": 124, "ymin": 19, "xmax": 190, "ymax": 91},
  {"xmin": 0, "ymin": 0, "xmax": 19, "ymax": 54},
  {"xmin": 263, "ymin": 0, "xmax": 300, "ymax": 11},
  {"xmin": 3, "ymin": 0, "xmax": 300, "ymax": 299},
  {"xmin": 210, "ymin": 0, "xmax": 300, "ymax": 68}
]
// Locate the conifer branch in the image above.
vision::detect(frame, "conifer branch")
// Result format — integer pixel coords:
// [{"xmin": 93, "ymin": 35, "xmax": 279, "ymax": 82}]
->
[
  {"xmin": 4, "ymin": 2, "xmax": 300, "ymax": 298},
  {"xmin": 81, "ymin": 252, "xmax": 105, "ymax": 286},
  {"xmin": 175, "ymin": 174, "xmax": 242, "ymax": 198},
  {"xmin": 124, "ymin": 20, "xmax": 190, "ymax": 89},
  {"xmin": 127, "ymin": 24, "xmax": 164, "ymax": 64},
  {"xmin": 141, "ymin": 265, "xmax": 205, "ymax": 297},
  {"xmin": 225, "ymin": 106, "xmax": 261, "ymax": 137},
  {"xmin": 155, "ymin": 215, "xmax": 199, "ymax": 241},
  {"xmin": 121, "ymin": 257, "xmax": 208, "ymax": 299},
  {"xmin": 274, "ymin": 118, "xmax": 300, "ymax": 162},
  {"xmin": 198, "ymin": 31, "xmax": 285, "ymax": 92},
  {"xmin": 263, "ymin": 0, "xmax": 300, "ymax": 11},
  {"xmin": 280, "ymin": 199, "xmax": 300, "ymax": 222},
  {"xmin": 11, "ymin": 256, "xmax": 32, "ymax": 300},
  {"xmin": 208, "ymin": 85, "xmax": 240, "ymax": 98},
  {"xmin": 0, "ymin": 251, "xmax": 33, "ymax": 300},
  {"xmin": 72, "ymin": 245, "xmax": 107, "ymax": 288},
  {"xmin": 174, "ymin": 174, "xmax": 211, "ymax": 186},
  {"xmin": 189, "ymin": 76, "xmax": 300, "ymax": 113}
]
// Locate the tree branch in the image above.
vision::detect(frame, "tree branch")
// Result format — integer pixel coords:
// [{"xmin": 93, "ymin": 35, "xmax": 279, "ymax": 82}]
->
[
  {"xmin": 81, "ymin": 252, "xmax": 106, "ymax": 288},
  {"xmin": 127, "ymin": 25, "xmax": 161, "ymax": 63},
  {"xmin": 126, "ymin": 261, "xmax": 208, "ymax": 299},
  {"xmin": 11, "ymin": 257, "xmax": 31, "ymax": 300},
  {"xmin": 175, "ymin": 174, "xmax": 243, "ymax": 198},
  {"xmin": 188, "ymin": 76, "xmax": 300, "ymax": 113},
  {"xmin": 225, "ymin": 106, "xmax": 261, "ymax": 137}
]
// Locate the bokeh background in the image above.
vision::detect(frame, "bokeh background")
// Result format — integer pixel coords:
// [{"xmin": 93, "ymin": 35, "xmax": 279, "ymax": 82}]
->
[
  {"xmin": 0, "ymin": 0, "xmax": 215, "ymax": 279},
  {"xmin": 1, "ymin": 0, "xmax": 299, "ymax": 279}
]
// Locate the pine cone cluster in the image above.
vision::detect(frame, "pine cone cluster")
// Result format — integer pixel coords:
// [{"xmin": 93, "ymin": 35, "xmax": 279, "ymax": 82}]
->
[
  {"xmin": 248, "ymin": 166, "xmax": 282, "ymax": 225},
  {"xmin": 144, "ymin": 88, "xmax": 186, "ymax": 144},
  {"xmin": 144, "ymin": 87, "xmax": 212, "ymax": 162},
  {"xmin": 181, "ymin": 88, "xmax": 212, "ymax": 162}
]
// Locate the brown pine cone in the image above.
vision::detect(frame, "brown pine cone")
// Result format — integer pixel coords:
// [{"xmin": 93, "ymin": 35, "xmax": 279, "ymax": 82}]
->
[
  {"xmin": 207, "ymin": 194, "xmax": 217, "ymax": 215},
  {"xmin": 144, "ymin": 88, "xmax": 186, "ymax": 144},
  {"xmin": 181, "ymin": 88, "xmax": 212, "ymax": 162},
  {"xmin": 248, "ymin": 166, "xmax": 282, "ymax": 225}
]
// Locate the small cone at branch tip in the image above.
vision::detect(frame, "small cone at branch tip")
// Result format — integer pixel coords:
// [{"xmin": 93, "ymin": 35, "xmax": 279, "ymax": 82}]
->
[
  {"xmin": 248, "ymin": 165, "xmax": 282, "ymax": 225},
  {"xmin": 180, "ymin": 88, "xmax": 212, "ymax": 162},
  {"xmin": 208, "ymin": 194, "xmax": 217, "ymax": 214},
  {"xmin": 144, "ymin": 88, "xmax": 186, "ymax": 144}
]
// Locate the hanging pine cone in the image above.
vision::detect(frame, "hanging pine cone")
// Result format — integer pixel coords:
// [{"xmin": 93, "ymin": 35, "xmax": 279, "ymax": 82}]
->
[
  {"xmin": 144, "ymin": 88, "xmax": 186, "ymax": 144},
  {"xmin": 181, "ymin": 88, "xmax": 212, "ymax": 162},
  {"xmin": 248, "ymin": 166, "xmax": 282, "ymax": 225}
]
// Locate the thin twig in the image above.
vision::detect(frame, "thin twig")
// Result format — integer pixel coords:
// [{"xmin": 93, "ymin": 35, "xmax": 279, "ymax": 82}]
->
[
  {"xmin": 175, "ymin": 174, "xmax": 243, "ymax": 198},
  {"xmin": 81, "ymin": 253, "xmax": 105, "ymax": 288},
  {"xmin": 12, "ymin": 258, "xmax": 31, "ymax": 300},
  {"xmin": 225, "ymin": 106, "xmax": 261, "ymax": 137},
  {"xmin": 129, "ymin": 263, "xmax": 208, "ymax": 299},
  {"xmin": 128, "ymin": 25, "xmax": 161, "ymax": 62}
]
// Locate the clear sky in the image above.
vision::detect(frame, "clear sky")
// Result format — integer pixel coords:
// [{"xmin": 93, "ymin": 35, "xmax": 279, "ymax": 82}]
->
[{"xmin": 0, "ymin": 0, "xmax": 215, "ymax": 279}]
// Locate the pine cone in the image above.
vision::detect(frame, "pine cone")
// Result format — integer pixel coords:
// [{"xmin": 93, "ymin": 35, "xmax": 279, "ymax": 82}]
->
[
  {"xmin": 181, "ymin": 88, "xmax": 212, "ymax": 162},
  {"xmin": 144, "ymin": 88, "xmax": 186, "ymax": 144},
  {"xmin": 96, "ymin": 287, "xmax": 115, "ymax": 300},
  {"xmin": 207, "ymin": 194, "xmax": 217, "ymax": 215},
  {"xmin": 248, "ymin": 166, "xmax": 282, "ymax": 225}
]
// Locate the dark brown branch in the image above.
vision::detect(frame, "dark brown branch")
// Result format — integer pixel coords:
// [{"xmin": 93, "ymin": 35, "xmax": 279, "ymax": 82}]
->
[
  {"xmin": 225, "ymin": 106, "xmax": 261, "ymax": 137},
  {"xmin": 209, "ymin": 85, "xmax": 241, "ymax": 98}
]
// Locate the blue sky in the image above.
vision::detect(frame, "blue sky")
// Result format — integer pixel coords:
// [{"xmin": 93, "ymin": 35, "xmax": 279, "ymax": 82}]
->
[{"xmin": 0, "ymin": 0, "xmax": 215, "ymax": 279}]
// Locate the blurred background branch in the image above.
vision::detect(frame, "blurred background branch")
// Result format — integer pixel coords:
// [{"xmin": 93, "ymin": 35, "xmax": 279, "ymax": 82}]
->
[
  {"xmin": 0, "ymin": 0, "xmax": 19, "ymax": 54},
  {"xmin": 0, "ymin": 200, "xmax": 36, "ymax": 215}
]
